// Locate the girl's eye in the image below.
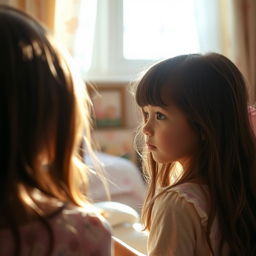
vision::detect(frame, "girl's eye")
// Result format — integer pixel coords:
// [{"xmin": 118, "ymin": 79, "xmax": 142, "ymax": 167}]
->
[{"xmin": 156, "ymin": 112, "xmax": 166, "ymax": 120}]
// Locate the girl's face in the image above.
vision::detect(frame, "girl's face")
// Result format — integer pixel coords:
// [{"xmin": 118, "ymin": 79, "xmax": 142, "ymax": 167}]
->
[{"xmin": 142, "ymin": 104, "xmax": 199, "ymax": 166}]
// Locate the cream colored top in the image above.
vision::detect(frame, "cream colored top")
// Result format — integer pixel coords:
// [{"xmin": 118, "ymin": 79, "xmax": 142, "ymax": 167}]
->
[{"xmin": 148, "ymin": 183, "xmax": 226, "ymax": 256}]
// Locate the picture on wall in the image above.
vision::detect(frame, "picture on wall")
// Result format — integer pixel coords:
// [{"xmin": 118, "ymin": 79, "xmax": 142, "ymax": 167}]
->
[{"xmin": 89, "ymin": 84, "xmax": 126, "ymax": 128}]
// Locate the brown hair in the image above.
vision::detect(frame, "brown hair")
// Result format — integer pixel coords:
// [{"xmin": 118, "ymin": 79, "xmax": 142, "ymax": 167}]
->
[
  {"xmin": 0, "ymin": 5, "xmax": 96, "ymax": 255},
  {"xmin": 135, "ymin": 53, "xmax": 256, "ymax": 255}
]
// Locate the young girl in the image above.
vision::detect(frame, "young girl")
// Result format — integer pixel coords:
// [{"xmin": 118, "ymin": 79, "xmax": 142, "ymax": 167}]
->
[
  {"xmin": 0, "ymin": 5, "xmax": 111, "ymax": 255},
  {"xmin": 135, "ymin": 53, "xmax": 256, "ymax": 255}
]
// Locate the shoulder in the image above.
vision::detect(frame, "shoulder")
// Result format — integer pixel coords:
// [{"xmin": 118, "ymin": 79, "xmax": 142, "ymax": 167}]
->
[
  {"xmin": 148, "ymin": 183, "xmax": 211, "ymax": 255},
  {"xmin": 153, "ymin": 183, "xmax": 209, "ymax": 226},
  {"xmin": 52, "ymin": 204, "xmax": 112, "ymax": 254},
  {"xmin": 54, "ymin": 204, "xmax": 112, "ymax": 236},
  {"xmin": 0, "ymin": 204, "xmax": 112, "ymax": 256},
  {"xmin": 51, "ymin": 205, "xmax": 112, "ymax": 255}
]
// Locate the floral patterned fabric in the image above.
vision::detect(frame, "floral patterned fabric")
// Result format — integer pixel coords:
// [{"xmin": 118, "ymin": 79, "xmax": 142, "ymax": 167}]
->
[{"xmin": 0, "ymin": 205, "xmax": 112, "ymax": 256}]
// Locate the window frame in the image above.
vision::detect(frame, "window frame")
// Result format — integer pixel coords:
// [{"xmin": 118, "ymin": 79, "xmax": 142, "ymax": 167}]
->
[
  {"xmin": 86, "ymin": 0, "xmax": 221, "ymax": 82},
  {"xmin": 87, "ymin": 0, "xmax": 155, "ymax": 82}
]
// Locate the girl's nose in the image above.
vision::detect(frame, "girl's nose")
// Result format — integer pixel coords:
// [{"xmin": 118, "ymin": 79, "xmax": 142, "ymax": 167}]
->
[{"xmin": 142, "ymin": 121, "xmax": 153, "ymax": 136}]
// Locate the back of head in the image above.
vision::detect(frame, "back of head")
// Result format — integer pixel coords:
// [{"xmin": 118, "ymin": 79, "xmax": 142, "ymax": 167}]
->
[
  {"xmin": 136, "ymin": 53, "xmax": 256, "ymax": 254},
  {"xmin": 0, "ymin": 5, "xmax": 91, "ymax": 217}
]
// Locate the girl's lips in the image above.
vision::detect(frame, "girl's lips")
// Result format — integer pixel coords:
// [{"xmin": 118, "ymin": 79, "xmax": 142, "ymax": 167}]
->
[{"xmin": 147, "ymin": 143, "xmax": 157, "ymax": 151}]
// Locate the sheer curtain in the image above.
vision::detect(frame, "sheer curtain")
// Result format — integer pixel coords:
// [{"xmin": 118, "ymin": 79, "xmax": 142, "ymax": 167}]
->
[
  {"xmin": 193, "ymin": 0, "xmax": 222, "ymax": 54},
  {"xmin": 54, "ymin": 0, "xmax": 98, "ymax": 75}
]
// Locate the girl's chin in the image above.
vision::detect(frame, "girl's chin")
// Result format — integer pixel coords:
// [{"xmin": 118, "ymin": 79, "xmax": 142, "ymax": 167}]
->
[
  {"xmin": 151, "ymin": 153, "xmax": 175, "ymax": 164},
  {"xmin": 151, "ymin": 152, "xmax": 192, "ymax": 166}
]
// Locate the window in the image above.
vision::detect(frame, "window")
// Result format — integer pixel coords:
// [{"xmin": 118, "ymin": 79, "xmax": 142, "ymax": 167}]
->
[
  {"xmin": 123, "ymin": 0, "xmax": 199, "ymax": 60},
  {"xmin": 84, "ymin": 0, "xmax": 201, "ymax": 81}
]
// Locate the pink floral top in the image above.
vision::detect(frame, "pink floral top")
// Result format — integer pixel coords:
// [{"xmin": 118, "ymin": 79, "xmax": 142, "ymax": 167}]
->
[{"xmin": 0, "ymin": 205, "xmax": 112, "ymax": 256}]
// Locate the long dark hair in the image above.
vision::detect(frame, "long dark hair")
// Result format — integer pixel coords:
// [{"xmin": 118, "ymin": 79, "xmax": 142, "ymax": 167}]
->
[
  {"xmin": 0, "ymin": 5, "xmax": 95, "ymax": 255},
  {"xmin": 135, "ymin": 53, "xmax": 256, "ymax": 255}
]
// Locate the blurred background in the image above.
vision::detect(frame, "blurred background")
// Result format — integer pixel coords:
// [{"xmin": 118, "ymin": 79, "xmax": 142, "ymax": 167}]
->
[{"xmin": 1, "ymin": 0, "xmax": 255, "ymax": 166}]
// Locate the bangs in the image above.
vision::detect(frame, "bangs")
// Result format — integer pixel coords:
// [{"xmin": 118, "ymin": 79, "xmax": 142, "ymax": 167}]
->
[
  {"xmin": 135, "ymin": 68, "xmax": 167, "ymax": 107},
  {"xmin": 135, "ymin": 56, "xmax": 189, "ymax": 108}
]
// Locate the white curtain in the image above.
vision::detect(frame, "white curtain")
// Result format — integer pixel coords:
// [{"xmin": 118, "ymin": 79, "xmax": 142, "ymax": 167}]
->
[
  {"xmin": 54, "ymin": 0, "xmax": 98, "ymax": 76},
  {"xmin": 193, "ymin": 0, "xmax": 222, "ymax": 54}
]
